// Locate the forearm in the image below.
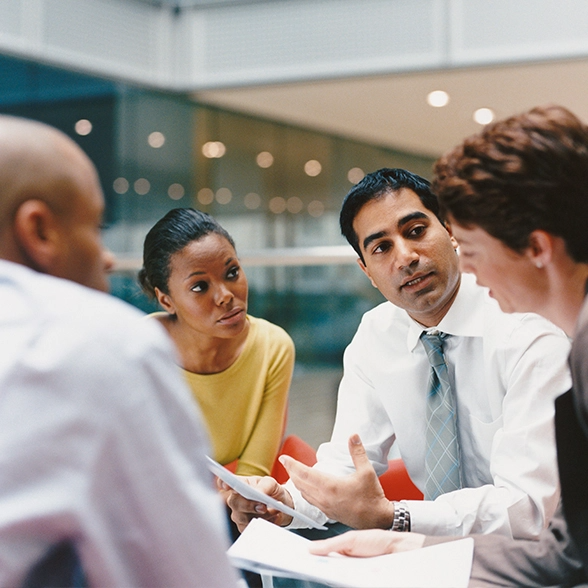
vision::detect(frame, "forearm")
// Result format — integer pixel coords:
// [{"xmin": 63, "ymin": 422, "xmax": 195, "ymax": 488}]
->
[{"xmin": 235, "ymin": 367, "xmax": 291, "ymax": 477}]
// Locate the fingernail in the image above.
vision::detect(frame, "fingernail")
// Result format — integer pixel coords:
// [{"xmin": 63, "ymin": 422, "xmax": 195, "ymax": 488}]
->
[{"xmin": 255, "ymin": 504, "xmax": 266, "ymax": 513}]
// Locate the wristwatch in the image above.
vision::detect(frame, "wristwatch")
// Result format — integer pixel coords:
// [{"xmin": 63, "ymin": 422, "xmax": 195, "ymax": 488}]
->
[{"xmin": 390, "ymin": 501, "xmax": 411, "ymax": 532}]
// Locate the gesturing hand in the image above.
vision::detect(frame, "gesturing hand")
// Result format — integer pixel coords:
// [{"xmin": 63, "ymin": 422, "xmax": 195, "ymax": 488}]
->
[{"xmin": 279, "ymin": 434, "xmax": 395, "ymax": 530}]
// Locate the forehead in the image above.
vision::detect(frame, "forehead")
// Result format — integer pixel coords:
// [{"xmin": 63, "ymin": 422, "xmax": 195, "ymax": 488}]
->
[
  {"xmin": 353, "ymin": 188, "xmax": 432, "ymax": 235},
  {"xmin": 451, "ymin": 223, "xmax": 489, "ymax": 246},
  {"xmin": 170, "ymin": 233, "xmax": 236, "ymax": 273}
]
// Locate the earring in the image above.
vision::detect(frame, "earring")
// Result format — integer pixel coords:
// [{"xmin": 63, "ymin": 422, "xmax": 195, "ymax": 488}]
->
[{"xmin": 535, "ymin": 261, "xmax": 543, "ymax": 269}]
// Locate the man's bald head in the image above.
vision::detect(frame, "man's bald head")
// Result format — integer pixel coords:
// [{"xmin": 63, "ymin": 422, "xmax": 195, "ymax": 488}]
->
[{"xmin": 0, "ymin": 115, "xmax": 113, "ymax": 291}]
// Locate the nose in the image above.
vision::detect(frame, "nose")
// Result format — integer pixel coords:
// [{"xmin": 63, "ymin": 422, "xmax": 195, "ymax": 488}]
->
[
  {"xmin": 395, "ymin": 240, "xmax": 419, "ymax": 270},
  {"xmin": 215, "ymin": 283, "xmax": 234, "ymax": 306},
  {"xmin": 102, "ymin": 248, "xmax": 115, "ymax": 273}
]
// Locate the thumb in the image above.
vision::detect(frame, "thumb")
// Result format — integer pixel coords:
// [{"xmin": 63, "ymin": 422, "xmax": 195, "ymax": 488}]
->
[{"xmin": 348, "ymin": 434, "xmax": 373, "ymax": 474}]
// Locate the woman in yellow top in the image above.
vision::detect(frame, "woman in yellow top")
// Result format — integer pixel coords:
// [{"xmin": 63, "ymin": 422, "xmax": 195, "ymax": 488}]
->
[{"xmin": 139, "ymin": 208, "xmax": 295, "ymax": 477}]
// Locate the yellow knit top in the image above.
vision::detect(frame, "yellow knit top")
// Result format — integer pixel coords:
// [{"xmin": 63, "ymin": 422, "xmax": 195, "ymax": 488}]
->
[{"xmin": 153, "ymin": 314, "xmax": 295, "ymax": 476}]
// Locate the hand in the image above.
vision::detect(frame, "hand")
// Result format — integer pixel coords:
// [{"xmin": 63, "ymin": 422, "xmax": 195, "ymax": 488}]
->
[
  {"xmin": 279, "ymin": 434, "xmax": 394, "ymax": 530},
  {"xmin": 309, "ymin": 529, "xmax": 426, "ymax": 557},
  {"xmin": 220, "ymin": 476, "xmax": 295, "ymax": 533}
]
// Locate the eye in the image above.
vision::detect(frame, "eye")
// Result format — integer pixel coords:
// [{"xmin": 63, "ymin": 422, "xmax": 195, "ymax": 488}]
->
[
  {"xmin": 226, "ymin": 265, "xmax": 240, "ymax": 280},
  {"xmin": 407, "ymin": 224, "xmax": 426, "ymax": 238},
  {"xmin": 372, "ymin": 241, "xmax": 391, "ymax": 255},
  {"xmin": 191, "ymin": 281, "xmax": 208, "ymax": 293}
]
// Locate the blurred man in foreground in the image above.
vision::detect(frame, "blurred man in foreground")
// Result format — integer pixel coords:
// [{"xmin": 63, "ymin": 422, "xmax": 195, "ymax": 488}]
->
[{"xmin": 0, "ymin": 115, "xmax": 240, "ymax": 587}]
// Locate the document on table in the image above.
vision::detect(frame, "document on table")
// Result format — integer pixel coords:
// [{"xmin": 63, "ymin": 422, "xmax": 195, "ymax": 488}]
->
[
  {"xmin": 228, "ymin": 518, "xmax": 474, "ymax": 588},
  {"xmin": 205, "ymin": 456, "xmax": 327, "ymax": 530}
]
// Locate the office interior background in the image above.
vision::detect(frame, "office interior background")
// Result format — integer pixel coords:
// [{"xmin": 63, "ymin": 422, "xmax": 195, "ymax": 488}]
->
[{"xmin": 3, "ymin": 0, "xmax": 588, "ymax": 446}]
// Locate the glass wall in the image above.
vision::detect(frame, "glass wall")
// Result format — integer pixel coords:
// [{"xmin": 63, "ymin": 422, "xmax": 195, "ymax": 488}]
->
[{"xmin": 0, "ymin": 54, "xmax": 435, "ymax": 367}]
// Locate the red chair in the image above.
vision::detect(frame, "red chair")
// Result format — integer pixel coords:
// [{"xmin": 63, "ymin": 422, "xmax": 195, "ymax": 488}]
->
[
  {"xmin": 379, "ymin": 458, "xmax": 423, "ymax": 501},
  {"xmin": 223, "ymin": 434, "xmax": 317, "ymax": 483},
  {"xmin": 271, "ymin": 434, "xmax": 317, "ymax": 484}
]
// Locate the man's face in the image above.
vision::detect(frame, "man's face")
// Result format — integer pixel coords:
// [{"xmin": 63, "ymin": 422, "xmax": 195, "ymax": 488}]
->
[
  {"xmin": 53, "ymin": 154, "xmax": 114, "ymax": 292},
  {"xmin": 353, "ymin": 188, "xmax": 461, "ymax": 327},
  {"xmin": 451, "ymin": 222, "xmax": 541, "ymax": 315}
]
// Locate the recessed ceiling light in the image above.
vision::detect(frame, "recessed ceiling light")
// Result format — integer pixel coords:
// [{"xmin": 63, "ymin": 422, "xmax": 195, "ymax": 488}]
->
[
  {"xmin": 202, "ymin": 141, "xmax": 226, "ymax": 158},
  {"xmin": 148, "ymin": 131, "xmax": 165, "ymax": 148},
  {"xmin": 473, "ymin": 107, "xmax": 495, "ymax": 125},
  {"xmin": 75, "ymin": 119, "xmax": 92, "ymax": 136},
  {"xmin": 427, "ymin": 90, "xmax": 449, "ymax": 108},
  {"xmin": 304, "ymin": 160, "xmax": 322, "ymax": 177}
]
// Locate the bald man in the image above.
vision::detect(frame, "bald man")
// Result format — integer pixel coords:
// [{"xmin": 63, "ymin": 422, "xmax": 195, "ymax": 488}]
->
[{"xmin": 0, "ymin": 116, "xmax": 241, "ymax": 587}]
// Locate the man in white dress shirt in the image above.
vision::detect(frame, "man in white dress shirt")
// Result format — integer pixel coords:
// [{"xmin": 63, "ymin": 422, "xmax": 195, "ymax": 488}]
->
[
  {"xmin": 0, "ymin": 115, "xmax": 241, "ymax": 587},
  {"xmin": 226, "ymin": 168, "xmax": 570, "ymax": 541}
]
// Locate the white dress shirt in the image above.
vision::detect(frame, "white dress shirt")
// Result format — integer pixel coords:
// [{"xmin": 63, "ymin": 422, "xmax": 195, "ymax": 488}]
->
[
  {"xmin": 287, "ymin": 273, "xmax": 571, "ymax": 539},
  {"xmin": 0, "ymin": 260, "xmax": 241, "ymax": 587}
]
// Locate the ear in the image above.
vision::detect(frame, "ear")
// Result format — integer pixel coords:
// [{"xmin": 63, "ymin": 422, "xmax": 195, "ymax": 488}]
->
[
  {"xmin": 12, "ymin": 200, "xmax": 61, "ymax": 273},
  {"xmin": 154, "ymin": 286, "xmax": 176, "ymax": 315},
  {"xmin": 443, "ymin": 220, "xmax": 460, "ymax": 252},
  {"xmin": 527, "ymin": 230, "xmax": 554, "ymax": 268},
  {"xmin": 356, "ymin": 257, "xmax": 378, "ymax": 289}
]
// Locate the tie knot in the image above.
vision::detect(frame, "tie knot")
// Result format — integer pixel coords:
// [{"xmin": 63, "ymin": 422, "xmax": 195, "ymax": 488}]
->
[{"xmin": 420, "ymin": 331, "xmax": 449, "ymax": 367}]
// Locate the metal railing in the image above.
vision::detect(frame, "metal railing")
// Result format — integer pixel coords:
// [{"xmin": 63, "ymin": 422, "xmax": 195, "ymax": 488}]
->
[{"xmin": 112, "ymin": 245, "xmax": 358, "ymax": 272}]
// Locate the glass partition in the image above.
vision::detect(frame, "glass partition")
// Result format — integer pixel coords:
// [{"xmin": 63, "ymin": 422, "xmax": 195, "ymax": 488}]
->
[{"xmin": 0, "ymin": 53, "xmax": 435, "ymax": 368}]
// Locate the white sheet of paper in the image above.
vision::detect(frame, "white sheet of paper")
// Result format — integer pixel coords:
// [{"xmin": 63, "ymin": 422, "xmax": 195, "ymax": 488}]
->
[
  {"xmin": 205, "ymin": 456, "xmax": 327, "ymax": 530},
  {"xmin": 228, "ymin": 518, "xmax": 474, "ymax": 588}
]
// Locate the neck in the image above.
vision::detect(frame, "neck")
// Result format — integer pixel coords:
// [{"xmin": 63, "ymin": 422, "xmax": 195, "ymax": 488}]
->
[
  {"xmin": 542, "ymin": 261, "xmax": 588, "ymax": 337},
  {"xmin": 165, "ymin": 317, "xmax": 250, "ymax": 374}
]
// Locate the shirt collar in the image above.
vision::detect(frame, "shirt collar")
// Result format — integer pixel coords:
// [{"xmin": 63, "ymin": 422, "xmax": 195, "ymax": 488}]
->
[{"xmin": 406, "ymin": 273, "xmax": 486, "ymax": 351}]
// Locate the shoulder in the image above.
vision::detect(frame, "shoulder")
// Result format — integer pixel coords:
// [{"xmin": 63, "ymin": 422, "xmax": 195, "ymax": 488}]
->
[
  {"xmin": 356, "ymin": 301, "xmax": 408, "ymax": 335},
  {"xmin": 3, "ymin": 264, "xmax": 176, "ymax": 382},
  {"xmin": 247, "ymin": 315, "xmax": 294, "ymax": 349},
  {"xmin": 571, "ymin": 298, "xmax": 588, "ymax": 367}
]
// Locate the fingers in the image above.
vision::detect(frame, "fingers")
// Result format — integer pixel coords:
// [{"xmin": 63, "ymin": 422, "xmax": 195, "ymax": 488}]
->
[
  {"xmin": 347, "ymin": 434, "xmax": 373, "ymax": 475},
  {"xmin": 224, "ymin": 476, "xmax": 294, "ymax": 532},
  {"xmin": 309, "ymin": 533, "xmax": 360, "ymax": 556},
  {"xmin": 279, "ymin": 455, "xmax": 312, "ymax": 482},
  {"xmin": 309, "ymin": 530, "xmax": 425, "ymax": 558}
]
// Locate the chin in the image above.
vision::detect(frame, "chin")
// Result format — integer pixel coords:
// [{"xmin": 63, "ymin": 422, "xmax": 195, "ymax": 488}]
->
[{"xmin": 495, "ymin": 298, "xmax": 525, "ymax": 315}]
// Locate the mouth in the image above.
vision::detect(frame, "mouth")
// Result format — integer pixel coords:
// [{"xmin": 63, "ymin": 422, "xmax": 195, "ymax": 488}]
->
[
  {"xmin": 400, "ymin": 272, "xmax": 433, "ymax": 290},
  {"xmin": 217, "ymin": 308, "xmax": 244, "ymax": 324}
]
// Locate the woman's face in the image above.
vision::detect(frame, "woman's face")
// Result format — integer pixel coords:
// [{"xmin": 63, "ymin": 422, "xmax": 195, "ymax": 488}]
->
[
  {"xmin": 157, "ymin": 232, "xmax": 249, "ymax": 339},
  {"xmin": 451, "ymin": 222, "xmax": 543, "ymax": 315}
]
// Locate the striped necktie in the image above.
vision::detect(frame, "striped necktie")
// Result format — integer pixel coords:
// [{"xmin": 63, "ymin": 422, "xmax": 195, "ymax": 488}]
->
[{"xmin": 420, "ymin": 331, "xmax": 462, "ymax": 500}]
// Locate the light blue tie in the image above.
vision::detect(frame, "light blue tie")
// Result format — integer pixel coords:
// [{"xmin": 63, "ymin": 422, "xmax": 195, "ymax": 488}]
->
[{"xmin": 420, "ymin": 331, "xmax": 462, "ymax": 500}]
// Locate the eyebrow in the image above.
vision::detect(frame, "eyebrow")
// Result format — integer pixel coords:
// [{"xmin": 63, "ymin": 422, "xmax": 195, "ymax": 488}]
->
[
  {"xmin": 182, "ymin": 257, "xmax": 236, "ymax": 281},
  {"xmin": 361, "ymin": 211, "xmax": 429, "ymax": 251}
]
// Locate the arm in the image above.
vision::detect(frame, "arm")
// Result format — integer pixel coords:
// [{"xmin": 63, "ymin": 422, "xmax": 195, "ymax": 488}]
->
[
  {"xmin": 465, "ymin": 506, "xmax": 585, "ymax": 587},
  {"xmin": 284, "ymin": 319, "xmax": 397, "ymax": 528},
  {"xmin": 86, "ymin": 319, "xmax": 242, "ymax": 587},
  {"xmin": 308, "ymin": 509, "xmax": 586, "ymax": 588},
  {"xmin": 236, "ymin": 324, "xmax": 294, "ymax": 476}
]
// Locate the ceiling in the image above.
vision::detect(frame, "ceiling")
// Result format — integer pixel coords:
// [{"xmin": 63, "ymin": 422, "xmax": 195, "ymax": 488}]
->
[{"xmin": 195, "ymin": 57, "xmax": 588, "ymax": 159}]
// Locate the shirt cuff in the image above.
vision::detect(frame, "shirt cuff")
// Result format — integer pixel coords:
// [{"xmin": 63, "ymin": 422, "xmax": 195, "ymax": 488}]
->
[
  {"xmin": 404, "ymin": 499, "xmax": 458, "ymax": 536},
  {"xmin": 283, "ymin": 479, "xmax": 330, "ymax": 529}
]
